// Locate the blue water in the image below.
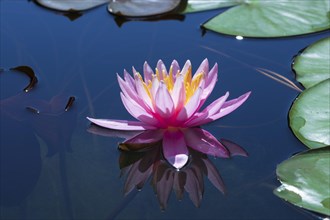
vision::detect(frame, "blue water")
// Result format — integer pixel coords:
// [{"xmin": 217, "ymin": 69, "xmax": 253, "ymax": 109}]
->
[{"xmin": 1, "ymin": 1, "xmax": 329, "ymax": 219}]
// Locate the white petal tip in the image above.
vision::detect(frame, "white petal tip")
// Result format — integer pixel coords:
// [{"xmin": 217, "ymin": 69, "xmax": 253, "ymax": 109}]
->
[{"xmin": 167, "ymin": 154, "xmax": 189, "ymax": 170}]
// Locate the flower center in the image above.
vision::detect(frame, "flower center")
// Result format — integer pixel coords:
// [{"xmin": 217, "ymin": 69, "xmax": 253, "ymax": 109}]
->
[{"xmin": 138, "ymin": 64, "xmax": 204, "ymax": 105}]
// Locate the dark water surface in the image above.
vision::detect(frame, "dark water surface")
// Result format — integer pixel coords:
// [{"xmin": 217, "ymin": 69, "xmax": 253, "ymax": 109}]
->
[{"xmin": 1, "ymin": 1, "xmax": 329, "ymax": 220}]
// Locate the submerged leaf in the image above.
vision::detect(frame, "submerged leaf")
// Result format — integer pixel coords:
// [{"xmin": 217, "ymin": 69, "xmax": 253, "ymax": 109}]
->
[
  {"xmin": 293, "ymin": 37, "xmax": 330, "ymax": 89},
  {"xmin": 202, "ymin": 0, "xmax": 330, "ymax": 37},
  {"xmin": 36, "ymin": 0, "xmax": 108, "ymax": 11},
  {"xmin": 289, "ymin": 79, "xmax": 330, "ymax": 148},
  {"xmin": 108, "ymin": 0, "xmax": 181, "ymax": 17},
  {"xmin": 274, "ymin": 146, "xmax": 330, "ymax": 216}
]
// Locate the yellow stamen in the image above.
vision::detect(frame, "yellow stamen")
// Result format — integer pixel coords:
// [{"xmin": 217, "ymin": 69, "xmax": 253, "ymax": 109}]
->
[
  {"xmin": 142, "ymin": 66, "xmax": 203, "ymax": 105},
  {"xmin": 191, "ymin": 72, "xmax": 204, "ymax": 91},
  {"xmin": 183, "ymin": 66, "xmax": 194, "ymax": 103},
  {"xmin": 163, "ymin": 66, "xmax": 174, "ymax": 91},
  {"xmin": 169, "ymin": 65, "xmax": 174, "ymax": 88},
  {"xmin": 162, "ymin": 68, "xmax": 166, "ymax": 80},
  {"xmin": 155, "ymin": 68, "xmax": 160, "ymax": 80},
  {"xmin": 183, "ymin": 66, "xmax": 192, "ymax": 85}
]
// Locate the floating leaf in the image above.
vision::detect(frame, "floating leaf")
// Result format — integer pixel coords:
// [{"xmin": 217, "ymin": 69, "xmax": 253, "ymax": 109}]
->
[
  {"xmin": 36, "ymin": 0, "xmax": 108, "ymax": 11},
  {"xmin": 274, "ymin": 146, "xmax": 330, "ymax": 216},
  {"xmin": 293, "ymin": 37, "xmax": 330, "ymax": 89},
  {"xmin": 289, "ymin": 79, "xmax": 330, "ymax": 148},
  {"xmin": 108, "ymin": 0, "xmax": 181, "ymax": 17},
  {"xmin": 10, "ymin": 66, "xmax": 38, "ymax": 92},
  {"xmin": 202, "ymin": 0, "xmax": 330, "ymax": 37},
  {"xmin": 183, "ymin": 0, "xmax": 237, "ymax": 13}
]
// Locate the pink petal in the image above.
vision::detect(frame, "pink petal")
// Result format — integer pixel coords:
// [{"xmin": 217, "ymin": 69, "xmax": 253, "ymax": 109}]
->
[
  {"xmin": 180, "ymin": 60, "xmax": 191, "ymax": 76},
  {"xmin": 132, "ymin": 66, "xmax": 138, "ymax": 77},
  {"xmin": 143, "ymin": 61, "xmax": 154, "ymax": 82},
  {"xmin": 123, "ymin": 69, "xmax": 136, "ymax": 90},
  {"xmin": 135, "ymin": 76, "xmax": 153, "ymax": 109},
  {"xmin": 117, "ymin": 74, "xmax": 148, "ymax": 109},
  {"xmin": 183, "ymin": 128, "xmax": 229, "ymax": 158},
  {"xmin": 87, "ymin": 117, "xmax": 155, "ymax": 130},
  {"xmin": 200, "ymin": 92, "xmax": 229, "ymax": 116},
  {"xmin": 120, "ymin": 93, "xmax": 160, "ymax": 126},
  {"xmin": 124, "ymin": 130, "xmax": 163, "ymax": 144},
  {"xmin": 154, "ymin": 82, "xmax": 174, "ymax": 119},
  {"xmin": 205, "ymin": 63, "xmax": 218, "ymax": 87},
  {"xmin": 185, "ymin": 92, "xmax": 229, "ymax": 127},
  {"xmin": 200, "ymin": 63, "xmax": 218, "ymax": 103},
  {"xmin": 176, "ymin": 87, "xmax": 202, "ymax": 122},
  {"xmin": 151, "ymin": 76, "xmax": 160, "ymax": 101},
  {"xmin": 205, "ymin": 91, "xmax": 251, "ymax": 123},
  {"xmin": 163, "ymin": 129, "xmax": 189, "ymax": 169},
  {"xmin": 171, "ymin": 74, "xmax": 185, "ymax": 111},
  {"xmin": 170, "ymin": 60, "xmax": 180, "ymax": 80},
  {"xmin": 194, "ymin": 58, "xmax": 209, "ymax": 78},
  {"xmin": 156, "ymin": 60, "xmax": 167, "ymax": 80}
]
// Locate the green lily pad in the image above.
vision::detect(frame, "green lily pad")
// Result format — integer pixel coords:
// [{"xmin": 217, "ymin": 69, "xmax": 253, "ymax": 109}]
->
[
  {"xmin": 202, "ymin": 0, "xmax": 330, "ymax": 38},
  {"xmin": 274, "ymin": 146, "xmax": 330, "ymax": 216},
  {"xmin": 293, "ymin": 37, "xmax": 330, "ymax": 89},
  {"xmin": 289, "ymin": 79, "xmax": 330, "ymax": 149},
  {"xmin": 183, "ymin": 0, "xmax": 238, "ymax": 13},
  {"xmin": 36, "ymin": 0, "xmax": 108, "ymax": 11}
]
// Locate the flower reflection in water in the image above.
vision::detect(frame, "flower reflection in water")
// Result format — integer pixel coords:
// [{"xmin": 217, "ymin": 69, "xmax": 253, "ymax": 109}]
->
[{"xmin": 88, "ymin": 126, "xmax": 248, "ymax": 210}]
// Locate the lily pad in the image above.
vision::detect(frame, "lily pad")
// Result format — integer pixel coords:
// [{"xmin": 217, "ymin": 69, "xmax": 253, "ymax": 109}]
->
[
  {"xmin": 293, "ymin": 37, "xmax": 330, "ymax": 89},
  {"xmin": 108, "ymin": 0, "xmax": 181, "ymax": 17},
  {"xmin": 36, "ymin": 0, "xmax": 108, "ymax": 11},
  {"xmin": 274, "ymin": 146, "xmax": 330, "ymax": 216},
  {"xmin": 202, "ymin": 0, "xmax": 330, "ymax": 37},
  {"xmin": 183, "ymin": 0, "xmax": 238, "ymax": 13},
  {"xmin": 289, "ymin": 79, "xmax": 330, "ymax": 148}
]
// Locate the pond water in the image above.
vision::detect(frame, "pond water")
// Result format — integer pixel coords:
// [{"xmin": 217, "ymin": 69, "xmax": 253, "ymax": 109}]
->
[{"xmin": 1, "ymin": 1, "xmax": 329, "ymax": 220}]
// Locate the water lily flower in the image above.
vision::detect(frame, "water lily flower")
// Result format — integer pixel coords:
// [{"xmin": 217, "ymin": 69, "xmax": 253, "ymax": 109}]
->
[{"xmin": 87, "ymin": 59, "xmax": 250, "ymax": 168}]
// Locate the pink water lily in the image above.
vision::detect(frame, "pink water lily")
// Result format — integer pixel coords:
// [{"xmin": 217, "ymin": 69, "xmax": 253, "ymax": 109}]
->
[{"xmin": 87, "ymin": 59, "xmax": 250, "ymax": 168}]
